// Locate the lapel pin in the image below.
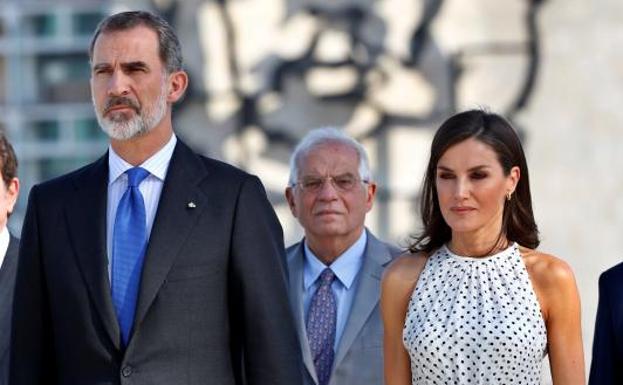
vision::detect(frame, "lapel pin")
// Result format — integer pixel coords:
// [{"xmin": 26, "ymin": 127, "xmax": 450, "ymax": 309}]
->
[{"xmin": 187, "ymin": 201, "xmax": 197, "ymax": 209}]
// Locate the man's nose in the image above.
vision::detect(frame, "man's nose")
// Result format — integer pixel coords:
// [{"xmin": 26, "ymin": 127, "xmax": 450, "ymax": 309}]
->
[
  {"xmin": 107, "ymin": 70, "xmax": 131, "ymax": 97},
  {"xmin": 317, "ymin": 178, "xmax": 339, "ymax": 200}
]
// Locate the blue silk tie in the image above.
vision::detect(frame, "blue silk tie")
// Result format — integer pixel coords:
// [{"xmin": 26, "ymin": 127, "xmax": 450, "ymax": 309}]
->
[
  {"xmin": 306, "ymin": 268, "xmax": 337, "ymax": 385},
  {"xmin": 112, "ymin": 167, "xmax": 150, "ymax": 346}
]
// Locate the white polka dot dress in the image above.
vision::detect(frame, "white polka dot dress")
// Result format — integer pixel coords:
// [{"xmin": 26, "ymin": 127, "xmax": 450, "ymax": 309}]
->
[{"xmin": 403, "ymin": 243, "xmax": 547, "ymax": 385}]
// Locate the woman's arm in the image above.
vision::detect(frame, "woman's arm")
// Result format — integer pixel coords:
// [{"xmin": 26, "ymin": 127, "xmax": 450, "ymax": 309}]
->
[
  {"xmin": 381, "ymin": 253, "xmax": 427, "ymax": 385},
  {"xmin": 525, "ymin": 251, "xmax": 585, "ymax": 385}
]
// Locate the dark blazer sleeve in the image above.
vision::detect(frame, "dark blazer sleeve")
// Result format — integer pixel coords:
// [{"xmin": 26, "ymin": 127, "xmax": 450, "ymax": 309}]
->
[
  {"xmin": 0, "ymin": 236, "xmax": 19, "ymax": 385},
  {"xmin": 228, "ymin": 175, "xmax": 302, "ymax": 385},
  {"xmin": 589, "ymin": 266, "xmax": 623, "ymax": 385},
  {"xmin": 10, "ymin": 185, "xmax": 56, "ymax": 384}
]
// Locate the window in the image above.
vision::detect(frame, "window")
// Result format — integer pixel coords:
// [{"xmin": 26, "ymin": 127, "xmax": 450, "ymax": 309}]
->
[
  {"xmin": 32, "ymin": 120, "xmax": 60, "ymax": 140},
  {"xmin": 75, "ymin": 118, "xmax": 104, "ymax": 141},
  {"xmin": 73, "ymin": 12, "xmax": 105, "ymax": 36},
  {"xmin": 37, "ymin": 53, "xmax": 91, "ymax": 103},
  {"xmin": 30, "ymin": 14, "xmax": 57, "ymax": 37}
]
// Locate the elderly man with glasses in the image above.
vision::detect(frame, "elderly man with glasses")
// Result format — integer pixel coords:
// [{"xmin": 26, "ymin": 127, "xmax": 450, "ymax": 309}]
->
[{"xmin": 284, "ymin": 127, "xmax": 400, "ymax": 385}]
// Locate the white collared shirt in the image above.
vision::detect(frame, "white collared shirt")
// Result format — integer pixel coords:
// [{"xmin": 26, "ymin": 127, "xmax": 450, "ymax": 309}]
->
[
  {"xmin": 303, "ymin": 230, "xmax": 367, "ymax": 350},
  {"xmin": 0, "ymin": 226, "xmax": 9, "ymax": 269},
  {"xmin": 106, "ymin": 134, "xmax": 177, "ymax": 277}
]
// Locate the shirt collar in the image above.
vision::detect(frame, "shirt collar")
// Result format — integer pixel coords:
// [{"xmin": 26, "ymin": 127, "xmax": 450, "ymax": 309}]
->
[
  {"xmin": 303, "ymin": 230, "xmax": 367, "ymax": 290},
  {"xmin": 108, "ymin": 134, "xmax": 177, "ymax": 185},
  {"xmin": 0, "ymin": 226, "xmax": 9, "ymax": 269}
]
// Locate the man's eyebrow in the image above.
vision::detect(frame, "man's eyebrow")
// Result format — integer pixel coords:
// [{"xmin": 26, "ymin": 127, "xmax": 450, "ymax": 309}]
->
[
  {"xmin": 302, "ymin": 172, "xmax": 357, "ymax": 179},
  {"xmin": 91, "ymin": 61, "xmax": 150, "ymax": 72},
  {"xmin": 121, "ymin": 61, "xmax": 150, "ymax": 71},
  {"xmin": 92, "ymin": 63, "xmax": 111, "ymax": 72}
]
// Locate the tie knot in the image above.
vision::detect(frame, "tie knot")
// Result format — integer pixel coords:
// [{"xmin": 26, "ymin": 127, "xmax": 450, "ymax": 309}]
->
[
  {"xmin": 126, "ymin": 167, "xmax": 150, "ymax": 187},
  {"xmin": 319, "ymin": 268, "xmax": 335, "ymax": 286}
]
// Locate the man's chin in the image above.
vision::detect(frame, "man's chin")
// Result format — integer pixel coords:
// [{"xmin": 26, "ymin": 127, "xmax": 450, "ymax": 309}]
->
[{"xmin": 100, "ymin": 122, "xmax": 148, "ymax": 141}]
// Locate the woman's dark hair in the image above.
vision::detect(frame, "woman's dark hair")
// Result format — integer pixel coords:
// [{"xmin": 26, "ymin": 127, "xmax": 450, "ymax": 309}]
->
[{"xmin": 409, "ymin": 109, "xmax": 539, "ymax": 253}]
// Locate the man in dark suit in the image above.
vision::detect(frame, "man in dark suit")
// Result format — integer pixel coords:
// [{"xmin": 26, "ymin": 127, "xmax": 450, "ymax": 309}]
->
[
  {"xmin": 0, "ymin": 132, "xmax": 20, "ymax": 385},
  {"xmin": 284, "ymin": 128, "xmax": 400, "ymax": 385},
  {"xmin": 589, "ymin": 261, "xmax": 623, "ymax": 385},
  {"xmin": 10, "ymin": 11, "xmax": 301, "ymax": 385}
]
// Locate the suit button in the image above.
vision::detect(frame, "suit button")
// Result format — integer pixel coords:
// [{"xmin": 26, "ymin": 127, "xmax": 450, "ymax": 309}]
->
[{"xmin": 121, "ymin": 366, "xmax": 133, "ymax": 377}]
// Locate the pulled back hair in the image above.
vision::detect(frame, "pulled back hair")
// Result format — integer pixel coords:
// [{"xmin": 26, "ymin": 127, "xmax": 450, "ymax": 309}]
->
[{"xmin": 409, "ymin": 109, "xmax": 539, "ymax": 253}]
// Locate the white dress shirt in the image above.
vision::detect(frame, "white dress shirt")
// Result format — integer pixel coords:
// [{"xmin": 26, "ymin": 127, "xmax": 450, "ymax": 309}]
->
[
  {"xmin": 0, "ymin": 226, "xmax": 9, "ymax": 269},
  {"xmin": 106, "ymin": 134, "xmax": 177, "ymax": 277}
]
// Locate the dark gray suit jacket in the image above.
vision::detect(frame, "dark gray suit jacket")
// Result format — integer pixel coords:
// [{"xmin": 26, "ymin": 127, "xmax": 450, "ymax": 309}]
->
[
  {"xmin": 286, "ymin": 230, "xmax": 400, "ymax": 385},
  {"xmin": 0, "ymin": 234, "xmax": 18, "ymax": 385},
  {"xmin": 11, "ymin": 140, "xmax": 302, "ymax": 385},
  {"xmin": 589, "ymin": 261, "xmax": 623, "ymax": 385}
]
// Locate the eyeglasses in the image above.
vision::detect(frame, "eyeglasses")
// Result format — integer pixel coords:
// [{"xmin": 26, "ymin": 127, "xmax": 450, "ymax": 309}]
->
[{"xmin": 293, "ymin": 174, "xmax": 369, "ymax": 193}]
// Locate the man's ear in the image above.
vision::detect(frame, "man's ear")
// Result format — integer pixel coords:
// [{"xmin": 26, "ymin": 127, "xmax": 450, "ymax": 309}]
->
[
  {"xmin": 5, "ymin": 177, "xmax": 19, "ymax": 215},
  {"xmin": 166, "ymin": 70, "xmax": 189, "ymax": 103},
  {"xmin": 365, "ymin": 182, "xmax": 377, "ymax": 213},
  {"xmin": 285, "ymin": 187, "xmax": 298, "ymax": 217}
]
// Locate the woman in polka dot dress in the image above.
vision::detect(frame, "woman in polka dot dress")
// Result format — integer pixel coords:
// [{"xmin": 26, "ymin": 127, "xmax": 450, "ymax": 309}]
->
[{"xmin": 381, "ymin": 110, "xmax": 585, "ymax": 385}]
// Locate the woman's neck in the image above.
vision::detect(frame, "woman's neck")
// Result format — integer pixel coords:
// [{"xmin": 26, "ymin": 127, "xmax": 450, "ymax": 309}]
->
[{"xmin": 448, "ymin": 231, "xmax": 509, "ymax": 258}]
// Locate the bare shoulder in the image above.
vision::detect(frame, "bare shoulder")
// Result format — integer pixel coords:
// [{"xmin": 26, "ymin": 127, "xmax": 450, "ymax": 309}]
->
[
  {"xmin": 520, "ymin": 247, "xmax": 579, "ymax": 323},
  {"xmin": 520, "ymin": 247, "xmax": 577, "ymax": 291},
  {"xmin": 382, "ymin": 252, "xmax": 429, "ymax": 295}
]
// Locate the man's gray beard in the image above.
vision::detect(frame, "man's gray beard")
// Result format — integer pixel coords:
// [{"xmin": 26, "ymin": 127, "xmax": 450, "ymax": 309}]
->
[{"xmin": 94, "ymin": 86, "xmax": 168, "ymax": 141}]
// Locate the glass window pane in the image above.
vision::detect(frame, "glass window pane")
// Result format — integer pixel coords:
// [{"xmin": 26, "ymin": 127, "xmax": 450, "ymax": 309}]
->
[
  {"xmin": 37, "ymin": 54, "xmax": 91, "ymax": 103},
  {"xmin": 73, "ymin": 12, "xmax": 105, "ymax": 36},
  {"xmin": 31, "ymin": 15, "xmax": 57, "ymax": 37},
  {"xmin": 32, "ymin": 121, "xmax": 60, "ymax": 140}
]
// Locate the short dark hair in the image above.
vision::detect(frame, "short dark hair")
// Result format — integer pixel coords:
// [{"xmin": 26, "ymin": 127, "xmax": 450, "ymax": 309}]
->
[
  {"xmin": 0, "ymin": 130, "xmax": 18, "ymax": 188},
  {"xmin": 409, "ymin": 109, "xmax": 539, "ymax": 254},
  {"xmin": 89, "ymin": 11, "xmax": 183, "ymax": 73}
]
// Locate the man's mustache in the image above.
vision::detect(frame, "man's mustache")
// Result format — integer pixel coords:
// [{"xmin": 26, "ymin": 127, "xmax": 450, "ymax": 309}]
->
[{"xmin": 104, "ymin": 96, "xmax": 140, "ymax": 114}]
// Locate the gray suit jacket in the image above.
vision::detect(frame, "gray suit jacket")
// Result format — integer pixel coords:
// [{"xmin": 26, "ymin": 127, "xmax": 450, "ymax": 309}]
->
[
  {"xmin": 0, "ymin": 235, "xmax": 18, "ymax": 385},
  {"xmin": 286, "ymin": 230, "xmax": 400, "ymax": 385}
]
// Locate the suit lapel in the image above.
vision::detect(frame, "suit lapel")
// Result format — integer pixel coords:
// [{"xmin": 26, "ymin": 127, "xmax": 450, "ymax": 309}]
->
[
  {"xmin": 65, "ymin": 155, "xmax": 121, "ymax": 350},
  {"xmin": 132, "ymin": 141, "xmax": 209, "ymax": 334},
  {"xmin": 288, "ymin": 243, "xmax": 319, "ymax": 385},
  {"xmin": 332, "ymin": 231, "xmax": 391, "ymax": 370}
]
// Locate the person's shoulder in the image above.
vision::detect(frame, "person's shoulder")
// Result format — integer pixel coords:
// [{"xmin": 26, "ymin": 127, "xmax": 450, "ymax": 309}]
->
[
  {"xmin": 175, "ymin": 139, "xmax": 251, "ymax": 180},
  {"xmin": 381, "ymin": 251, "xmax": 429, "ymax": 305},
  {"xmin": 520, "ymin": 246, "xmax": 577, "ymax": 291},
  {"xmin": 383, "ymin": 251, "xmax": 428, "ymax": 287},
  {"xmin": 285, "ymin": 240, "xmax": 303, "ymax": 258},
  {"xmin": 383, "ymin": 241, "xmax": 404, "ymax": 259},
  {"xmin": 34, "ymin": 156, "xmax": 106, "ymax": 195},
  {"xmin": 198, "ymin": 155, "xmax": 250, "ymax": 179},
  {"xmin": 365, "ymin": 230, "xmax": 403, "ymax": 259},
  {"xmin": 598, "ymin": 261, "xmax": 623, "ymax": 288}
]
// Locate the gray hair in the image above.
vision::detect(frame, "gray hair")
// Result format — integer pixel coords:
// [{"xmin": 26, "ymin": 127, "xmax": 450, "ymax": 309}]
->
[
  {"xmin": 288, "ymin": 127, "xmax": 372, "ymax": 186},
  {"xmin": 89, "ymin": 11, "xmax": 183, "ymax": 74}
]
